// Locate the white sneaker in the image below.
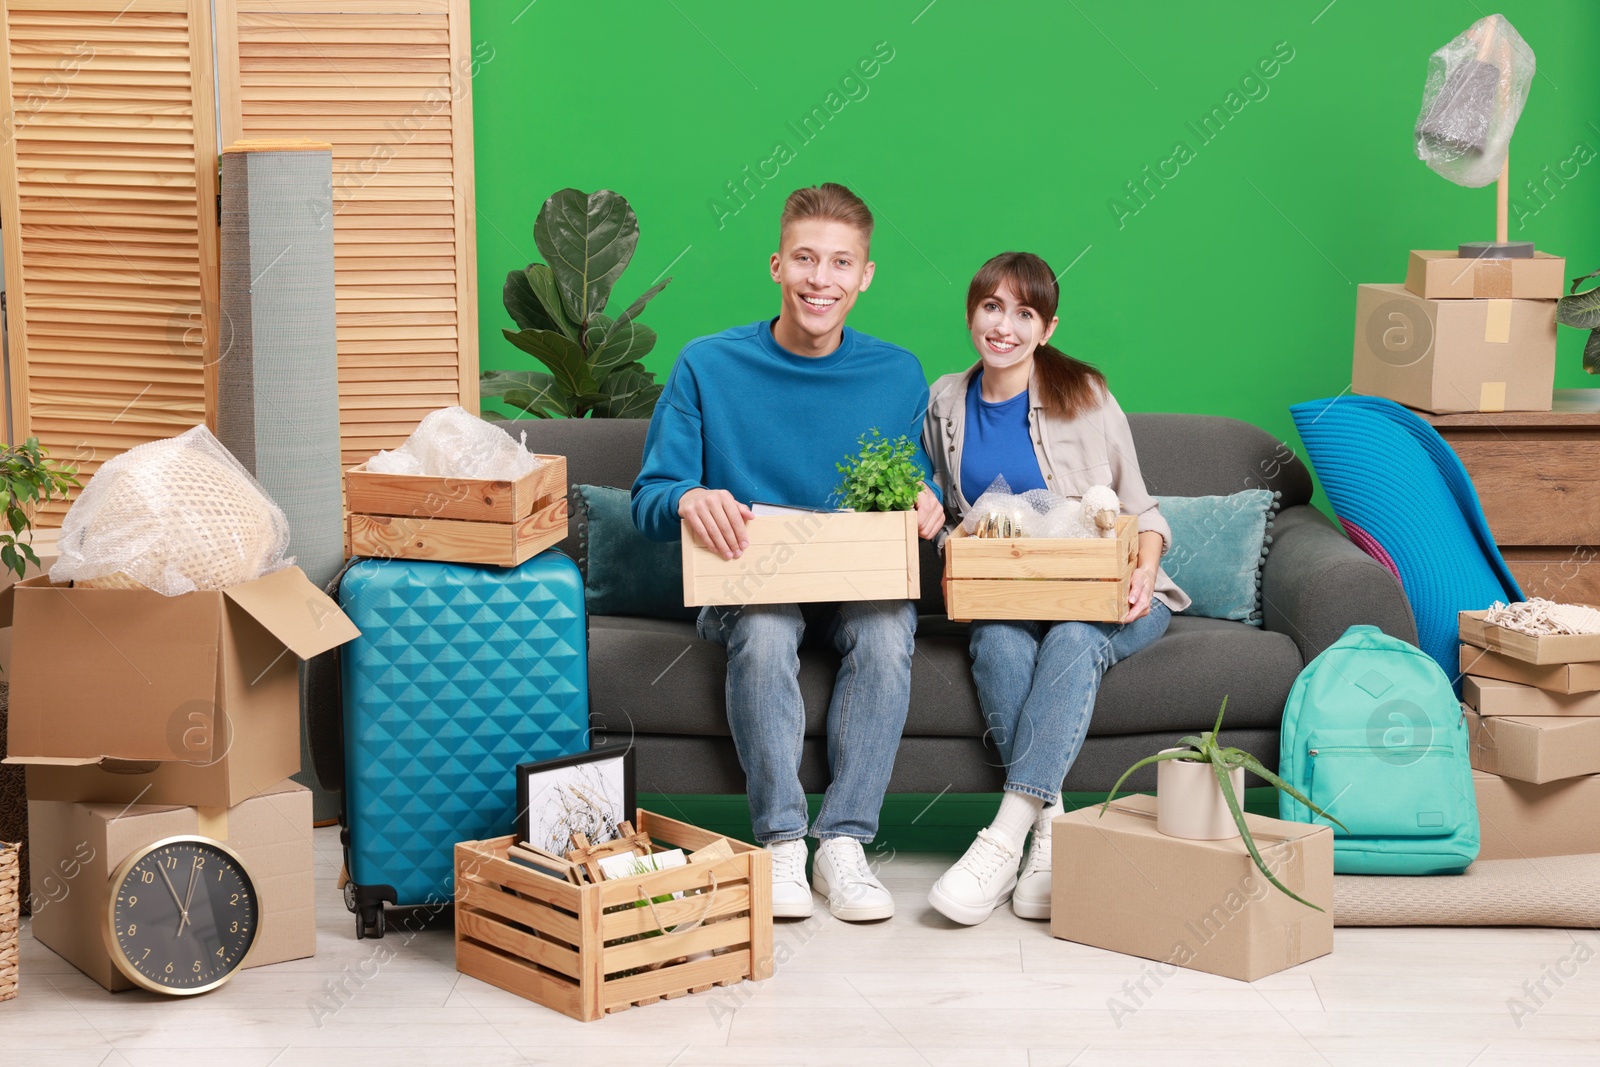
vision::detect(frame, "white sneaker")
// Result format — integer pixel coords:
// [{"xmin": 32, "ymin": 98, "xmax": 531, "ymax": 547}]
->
[
  {"xmin": 811, "ymin": 837, "xmax": 895, "ymax": 921},
  {"xmin": 766, "ymin": 839, "xmax": 814, "ymax": 919},
  {"xmin": 1012, "ymin": 826, "xmax": 1052, "ymax": 920},
  {"xmin": 927, "ymin": 829, "xmax": 1021, "ymax": 926}
]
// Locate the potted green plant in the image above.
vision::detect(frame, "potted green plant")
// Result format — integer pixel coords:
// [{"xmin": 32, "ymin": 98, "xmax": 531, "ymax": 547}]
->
[
  {"xmin": 834, "ymin": 429, "xmax": 922, "ymax": 512},
  {"xmin": 0, "ymin": 437, "xmax": 76, "ymax": 579},
  {"xmin": 481, "ymin": 188, "xmax": 672, "ymax": 420},
  {"xmin": 1101, "ymin": 697, "xmax": 1347, "ymax": 911},
  {"xmin": 1556, "ymin": 266, "xmax": 1600, "ymax": 374}
]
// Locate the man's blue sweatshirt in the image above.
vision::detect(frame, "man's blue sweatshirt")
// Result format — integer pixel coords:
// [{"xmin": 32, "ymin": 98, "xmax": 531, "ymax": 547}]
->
[{"xmin": 631, "ymin": 318, "xmax": 936, "ymax": 542}]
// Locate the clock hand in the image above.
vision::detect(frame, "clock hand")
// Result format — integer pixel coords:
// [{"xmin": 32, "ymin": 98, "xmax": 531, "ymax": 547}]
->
[
  {"xmin": 178, "ymin": 855, "xmax": 199, "ymax": 938},
  {"xmin": 156, "ymin": 862, "xmax": 190, "ymax": 932}
]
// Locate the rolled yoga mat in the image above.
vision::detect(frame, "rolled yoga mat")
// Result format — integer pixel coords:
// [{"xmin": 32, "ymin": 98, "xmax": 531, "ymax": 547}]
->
[{"xmin": 216, "ymin": 140, "xmax": 345, "ymax": 822}]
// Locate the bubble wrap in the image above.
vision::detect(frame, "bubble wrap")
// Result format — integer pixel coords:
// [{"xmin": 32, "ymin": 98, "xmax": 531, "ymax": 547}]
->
[
  {"xmin": 367, "ymin": 406, "xmax": 539, "ymax": 480},
  {"xmin": 963, "ymin": 476, "xmax": 1120, "ymax": 539},
  {"xmin": 1414, "ymin": 14, "xmax": 1535, "ymax": 189},
  {"xmin": 51, "ymin": 426, "xmax": 293, "ymax": 596}
]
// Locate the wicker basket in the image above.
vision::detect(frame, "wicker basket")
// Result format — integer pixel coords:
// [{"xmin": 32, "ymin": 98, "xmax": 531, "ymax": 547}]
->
[{"xmin": 1, "ymin": 840, "xmax": 18, "ymax": 1002}]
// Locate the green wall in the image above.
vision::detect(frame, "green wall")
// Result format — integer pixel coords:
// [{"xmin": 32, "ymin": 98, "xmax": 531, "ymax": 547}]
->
[{"xmin": 469, "ymin": 1, "xmax": 1600, "ymax": 472}]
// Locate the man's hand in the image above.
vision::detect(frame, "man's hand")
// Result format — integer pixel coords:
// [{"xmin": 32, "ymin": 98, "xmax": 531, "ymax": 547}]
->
[
  {"xmin": 679, "ymin": 488, "xmax": 754, "ymax": 559},
  {"xmin": 1123, "ymin": 564, "xmax": 1156, "ymax": 624},
  {"xmin": 915, "ymin": 484, "xmax": 943, "ymax": 541}
]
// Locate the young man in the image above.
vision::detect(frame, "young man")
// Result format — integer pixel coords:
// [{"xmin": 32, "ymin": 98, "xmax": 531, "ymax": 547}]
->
[{"xmin": 632, "ymin": 183, "xmax": 944, "ymax": 921}]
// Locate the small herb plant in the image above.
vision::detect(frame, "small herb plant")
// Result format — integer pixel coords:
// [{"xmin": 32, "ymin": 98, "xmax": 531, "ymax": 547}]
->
[
  {"xmin": 1, "ymin": 437, "xmax": 77, "ymax": 578},
  {"xmin": 834, "ymin": 429, "xmax": 922, "ymax": 512},
  {"xmin": 1556, "ymin": 266, "xmax": 1600, "ymax": 374},
  {"xmin": 1101, "ymin": 697, "xmax": 1348, "ymax": 911}
]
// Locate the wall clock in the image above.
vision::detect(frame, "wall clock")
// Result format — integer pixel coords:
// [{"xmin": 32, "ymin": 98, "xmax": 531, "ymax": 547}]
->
[{"xmin": 104, "ymin": 836, "xmax": 258, "ymax": 995}]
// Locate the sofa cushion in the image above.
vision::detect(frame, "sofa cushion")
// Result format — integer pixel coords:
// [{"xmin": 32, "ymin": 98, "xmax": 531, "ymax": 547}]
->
[
  {"xmin": 1157, "ymin": 489, "xmax": 1281, "ymax": 625},
  {"xmin": 571, "ymin": 483, "xmax": 697, "ymax": 621},
  {"xmin": 590, "ymin": 614, "xmax": 1301, "ymax": 743}
]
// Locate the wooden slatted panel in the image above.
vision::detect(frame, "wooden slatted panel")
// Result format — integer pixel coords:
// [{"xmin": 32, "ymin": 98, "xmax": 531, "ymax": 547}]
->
[
  {"xmin": 216, "ymin": 0, "xmax": 479, "ymax": 469},
  {"xmin": 0, "ymin": 0, "xmax": 219, "ymax": 524}
]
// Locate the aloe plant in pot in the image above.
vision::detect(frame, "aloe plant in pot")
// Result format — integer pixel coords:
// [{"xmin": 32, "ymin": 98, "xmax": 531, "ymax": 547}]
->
[
  {"xmin": 481, "ymin": 188, "xmax": 671, "ymax": 419},
  {"xmin": 1101, "ymin": 697, "xmax": 1347, "ymax": 911}
]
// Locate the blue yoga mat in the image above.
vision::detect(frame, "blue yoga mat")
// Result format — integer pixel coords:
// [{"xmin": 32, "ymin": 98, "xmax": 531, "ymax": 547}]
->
[{"xmin": 1290, "ymin": 395, "xmax": 1521, "ymax": 689}]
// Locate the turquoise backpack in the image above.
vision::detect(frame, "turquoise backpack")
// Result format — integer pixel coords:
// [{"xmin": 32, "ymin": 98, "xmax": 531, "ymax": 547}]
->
[{"xmin": 1278, "ymin": 625, "xmax": 1478, "ymax": 875}]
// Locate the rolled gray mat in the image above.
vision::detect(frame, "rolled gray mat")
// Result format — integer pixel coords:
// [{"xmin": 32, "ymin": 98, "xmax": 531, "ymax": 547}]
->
[{"xmin": 216, "ymin": 140, "xmax": 344, "ymax": 821}]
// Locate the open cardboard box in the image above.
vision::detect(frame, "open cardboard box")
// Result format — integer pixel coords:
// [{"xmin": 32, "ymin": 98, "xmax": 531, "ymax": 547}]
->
[
  {"xmin": 27, "ymin": 779, "xmax": 314, "ymax": 991},
  {"xmin": 1459, "ymin": 609, "xmax": 1600, "ymax": 666},
  {"xmin": 1, "ymin": 566, "xmax": 360, "ymax": 807}
]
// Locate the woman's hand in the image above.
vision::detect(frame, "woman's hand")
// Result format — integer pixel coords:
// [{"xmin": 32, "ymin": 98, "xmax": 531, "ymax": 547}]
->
[
  {"xmin": 915, "ymin": 484, "xmax": 944, "ymax": 541},
  {"xmin": 1122, "ymin": 530, "xmax": 1165, "ymax": 623},
  {"xmin": 1123, "ymin": 564, "xmax": 1156, "ymax": 624}
]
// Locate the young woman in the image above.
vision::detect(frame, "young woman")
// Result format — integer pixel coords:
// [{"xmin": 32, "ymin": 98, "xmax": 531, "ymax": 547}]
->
[{"xmin": 922, "ymin": 251, "xmax": 1190, "ymax": 925}]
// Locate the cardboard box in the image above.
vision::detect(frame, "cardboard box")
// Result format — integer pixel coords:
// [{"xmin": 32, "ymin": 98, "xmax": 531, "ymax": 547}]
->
[
  {"xmin": 1405, "ymin": 250, "xmax": 1566, "ymax": 300},
  {"xmin": 681, "ymin": 511, "xmax": 919, "ymax": 606},
  {"xmin": 0, "ymin": 531, "xmax": 59, "ymax": 675},
  {"xmin": 1464, "ymin": 674, "xmax": 1600, "ymax": 717},
  {"xmin": 1352, "ymin": 283, "xmax": 1556, "ymax": 414},
  {"xmin": 1, "ymin": 566, "xmax": 359, "ymax": 808},
  {"xmin": 1474, "ymin": 768, "xmax": 1600, "ymax": 860},
  {"xmin": 1461, "ymin": 644, "xmax": 1600, "ymax": 696},
  {"xmin": 27, "ymin": 779, "xmax": 315, "ymax": 991},
  {"xmin": 1459, "ymin": 609, "xmax": 1600, "ymax": 665},
  {"xmin": 943, "ymin": 515, "xmax": 1136, "ymax": 623},
  {"xmin": 1466, "ymin": 710, "xmax": 1600, "ymax": 783},
  {"xmin": 1050, "ymin": 795, "xmax": 1333, "ymax": 982}
]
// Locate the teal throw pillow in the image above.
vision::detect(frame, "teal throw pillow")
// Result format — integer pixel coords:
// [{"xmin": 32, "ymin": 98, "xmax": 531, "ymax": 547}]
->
[
  {"xmin": 1155, "ymin": 489, "xmax": 1281, "ymax": 626},
  {"xmin": 571, "ymin": 484, "xmax": 699, "ymax": 621}
]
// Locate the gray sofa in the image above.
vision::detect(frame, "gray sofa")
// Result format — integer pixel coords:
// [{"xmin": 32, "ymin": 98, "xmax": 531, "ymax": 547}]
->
[{"xmin": 496, "ymin": 414, "xmax": 1417, "ymax": 795}]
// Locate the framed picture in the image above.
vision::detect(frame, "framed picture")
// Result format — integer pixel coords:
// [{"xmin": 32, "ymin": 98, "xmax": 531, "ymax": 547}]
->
[{"xmin": 514, "ymin": 745, "xmax": 636, "ymax": 856}]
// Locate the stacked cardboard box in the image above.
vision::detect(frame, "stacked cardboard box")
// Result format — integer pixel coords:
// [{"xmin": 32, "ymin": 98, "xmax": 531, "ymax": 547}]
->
[
  {"xmin": 0, "ymin": 566, "xmax": 360, "ymax": 990},
  {"xmin": 1351, "ymin": 251, "xmax": 1563, "ymax": 414},
  {"xmin": 1459, "ymin": 610, "xmax": 1600, "ymax": 860}
]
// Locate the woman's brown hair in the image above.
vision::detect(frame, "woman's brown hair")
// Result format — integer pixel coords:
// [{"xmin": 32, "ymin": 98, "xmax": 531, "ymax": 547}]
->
[{"xmin": 966, "ymin": 251, "xmax": 1105, "ymax": 420}]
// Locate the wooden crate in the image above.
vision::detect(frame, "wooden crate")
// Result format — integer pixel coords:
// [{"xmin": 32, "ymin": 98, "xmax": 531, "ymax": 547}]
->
[
  {"xmin": 345, "ymin": 455, "xmax": 567, "ymax": 566},
  {"xmin": 681, "ymin": 510, "xmax": 919, "ymax": 606},
  {"xmin": 454, "ymin": 810, "xmax": 773, "ymax": 1022},
  {"xmin": 345, "ymin": 456, "xmax": 566, "ymax": 524},
  {"xmin": 945, "ymin": 514, "xmax": 1137, "ymax": 622}
]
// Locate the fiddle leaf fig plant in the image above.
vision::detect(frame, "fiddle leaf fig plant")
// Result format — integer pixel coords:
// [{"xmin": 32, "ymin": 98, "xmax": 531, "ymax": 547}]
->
[
  {"xmin": 1555, "ymin": 266, "xmax": 1600, "ymax": 374},
  {"xmin": 1101, "ymin": 697, "xmax": 1348, "ymax": 911},
  {"xmin": 1, "ymin": 437, "xmax": 77, "ymax": 579},
  {"xmin": 834, "ymin": 429, "xmax": 922, "ymax": 512},
  {"xmin": 482, "ymin": 188, "xmax": 671, "ymax": 419}
]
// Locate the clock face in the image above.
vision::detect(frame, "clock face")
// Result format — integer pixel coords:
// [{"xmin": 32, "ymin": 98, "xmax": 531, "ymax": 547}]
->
[{"xmin": 105, "ymin": 837, "xmax": 259, "ymax": 995}]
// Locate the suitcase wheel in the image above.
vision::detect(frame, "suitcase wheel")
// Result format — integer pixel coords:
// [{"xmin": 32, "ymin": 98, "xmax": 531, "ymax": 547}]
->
[
  {"xmin": 343, "ymin": 881, "xmax": 357, "ymax": 914},
  {"xmin": 357, "ymin": 902, "xmax": 386, "ymax": 940}
]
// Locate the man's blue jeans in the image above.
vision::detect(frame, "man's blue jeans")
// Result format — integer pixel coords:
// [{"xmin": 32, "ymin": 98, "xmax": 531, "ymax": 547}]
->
[
  {"xmin": 969, "ymin": 602, "xmax": 1171, "ymax": 805},
  {"xmin": 698, "ymin": 599, "xmax": 917, "ymax": 845}
]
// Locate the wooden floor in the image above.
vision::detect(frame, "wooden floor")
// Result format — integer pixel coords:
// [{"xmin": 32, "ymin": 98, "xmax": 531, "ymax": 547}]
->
[{"xmin": 5, "ymin": 824, "xmax": 1599, "ymax": 1066}]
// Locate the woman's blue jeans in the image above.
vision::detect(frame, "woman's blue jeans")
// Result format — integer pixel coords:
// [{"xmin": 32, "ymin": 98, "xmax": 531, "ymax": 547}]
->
[
  {"xmin": 698, "ymin": 599, "xmax": 917, "ymax": 845},
  {"xmin": 969, "ymin": 602, "xmax": 1171, "ymax": 805}
]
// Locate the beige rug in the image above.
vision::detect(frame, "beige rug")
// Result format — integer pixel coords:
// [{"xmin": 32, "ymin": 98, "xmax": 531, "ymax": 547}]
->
[{"xmin": 1335, "ymin": 853, "xmax": 1600, "ymax": 926}]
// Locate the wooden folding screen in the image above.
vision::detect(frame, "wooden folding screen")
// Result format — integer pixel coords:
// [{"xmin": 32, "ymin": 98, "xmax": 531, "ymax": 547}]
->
[
  {"xmin": 0, "ymin": 0, "xmax": 479, "ymax": 521},
  {"xmin": 214, "ymin": 0, "xmax": 479, "ymax": 467},
  {"xmin": 0, "ymin": 0, "xmax": 219, "ymax": 522}
]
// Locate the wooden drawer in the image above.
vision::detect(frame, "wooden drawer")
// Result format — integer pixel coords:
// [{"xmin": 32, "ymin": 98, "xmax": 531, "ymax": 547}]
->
[
  {"xmin": 1437, "ymin": 430, "xmax": 1600, "ymax": 546},
  {"xmin": 1502, "ymin": 547, "xmax": 1600, "ymax": 608}
]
